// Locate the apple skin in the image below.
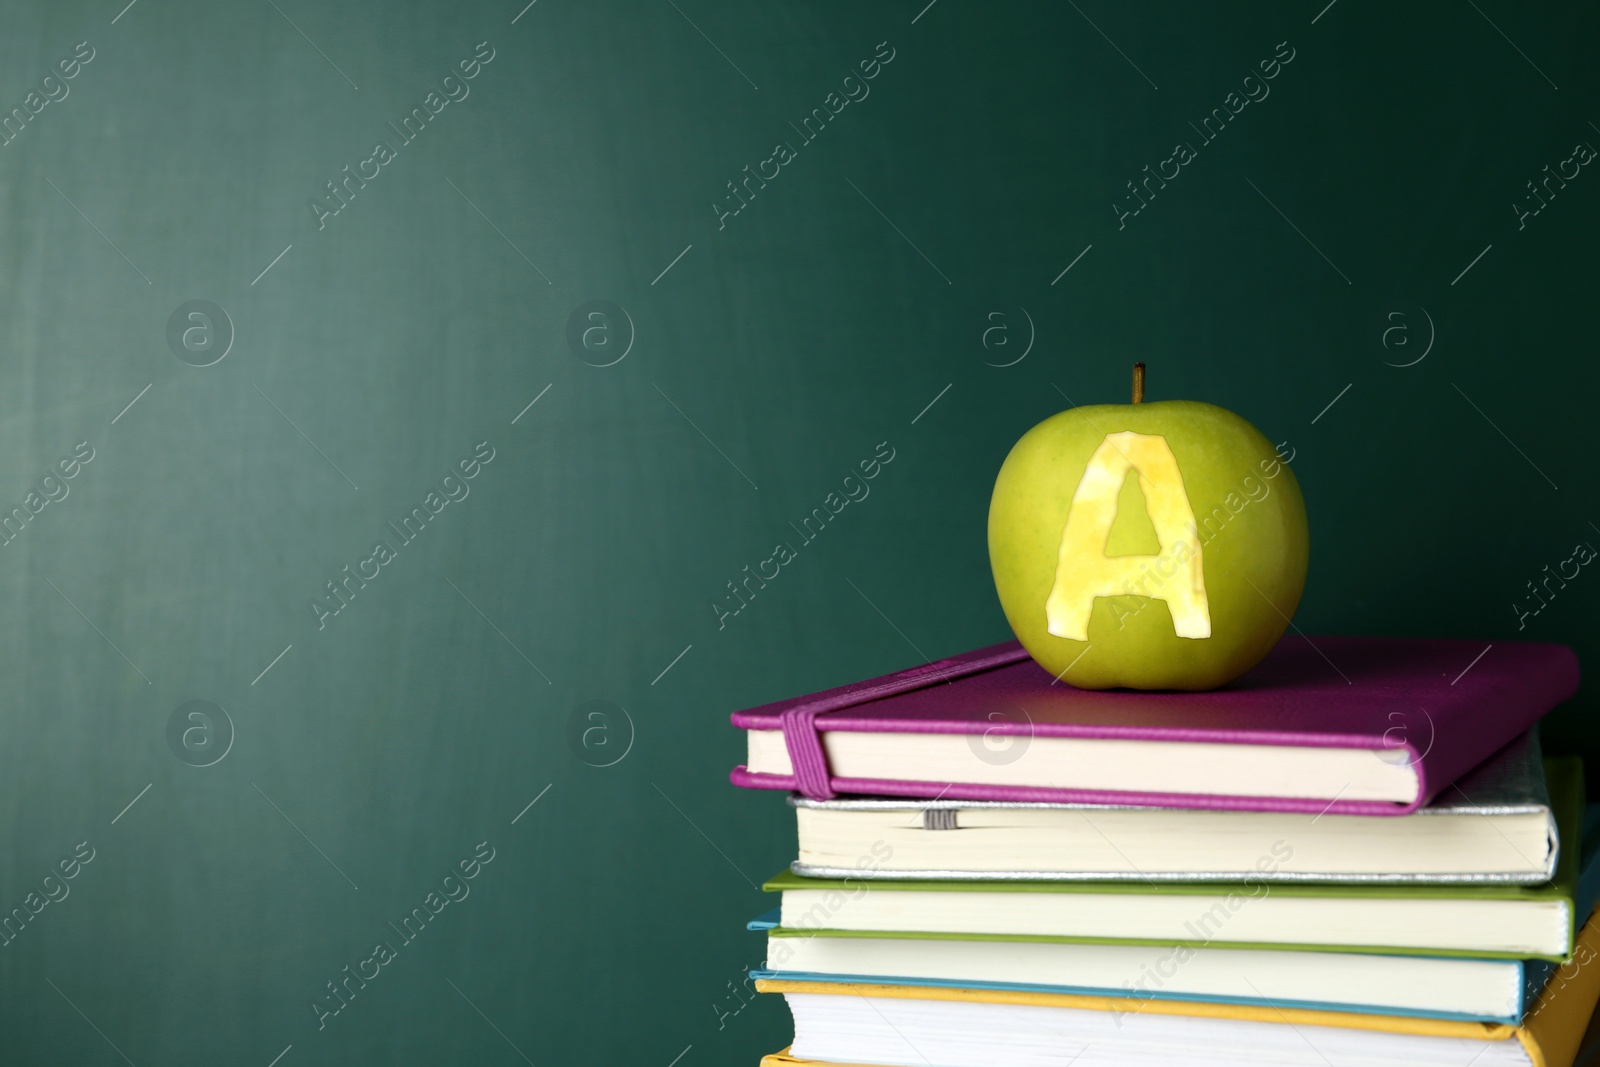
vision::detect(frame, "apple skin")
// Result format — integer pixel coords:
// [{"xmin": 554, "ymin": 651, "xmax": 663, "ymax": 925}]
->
[{"xmin": 988, "ymin": 400, "xmax": 1309, "ymax": 691}]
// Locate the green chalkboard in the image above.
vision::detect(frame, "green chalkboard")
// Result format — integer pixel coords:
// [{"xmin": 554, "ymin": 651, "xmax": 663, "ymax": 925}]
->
[{"xmin": 0, "ymin": 0, "xmax": 1593, "ymax": 1063}]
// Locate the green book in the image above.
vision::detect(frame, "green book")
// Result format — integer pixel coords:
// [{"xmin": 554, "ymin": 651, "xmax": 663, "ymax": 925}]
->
[{"xmin": 761, "ymin": 758, "xmax": 1584, "ymax": 961}]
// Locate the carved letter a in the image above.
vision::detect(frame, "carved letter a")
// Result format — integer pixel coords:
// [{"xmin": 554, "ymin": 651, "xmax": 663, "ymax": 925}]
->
[{"xmin": 1045, "ymin": 431, "xmax": 1210, "ymax": 641}]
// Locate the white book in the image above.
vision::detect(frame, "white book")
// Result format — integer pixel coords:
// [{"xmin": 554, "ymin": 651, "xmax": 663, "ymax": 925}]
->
[{"xmin": 789, "ymin": 732, "xmax": 1556, "ymax": 883}]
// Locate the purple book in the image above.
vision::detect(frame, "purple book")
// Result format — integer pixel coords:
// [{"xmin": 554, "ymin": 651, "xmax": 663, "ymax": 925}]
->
[{"xmin": 729, "ymin": 637, "xmax": 1579, "ymax": 815}]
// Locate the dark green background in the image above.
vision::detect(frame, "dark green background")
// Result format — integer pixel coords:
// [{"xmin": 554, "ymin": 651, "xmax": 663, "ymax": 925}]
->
[{"xmin": 0, "ymin": 0, "xmax": 1593, "ymax": 1063}]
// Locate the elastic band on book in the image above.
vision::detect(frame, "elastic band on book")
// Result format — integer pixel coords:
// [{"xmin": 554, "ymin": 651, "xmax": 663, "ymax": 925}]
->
[{"xmin": 780, "ymin": 706, "xmax": 836, "ymax": 799}]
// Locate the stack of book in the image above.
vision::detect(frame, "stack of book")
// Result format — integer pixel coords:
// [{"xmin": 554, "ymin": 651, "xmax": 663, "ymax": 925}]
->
[{"xmin": 729, "ymin": 636, "xmax": 1598, "ymax": 1067}]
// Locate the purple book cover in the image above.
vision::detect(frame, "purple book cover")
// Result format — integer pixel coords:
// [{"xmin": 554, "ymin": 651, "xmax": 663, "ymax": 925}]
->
[{"xmin": 728, "ymin": 636, "xmax": 1580, "ymax": 815}]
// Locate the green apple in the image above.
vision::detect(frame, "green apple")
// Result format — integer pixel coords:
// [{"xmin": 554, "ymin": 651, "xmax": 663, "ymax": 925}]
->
[{"xmin": 988, "ymin": 385, "xmax": 1308, "ymax": 690}]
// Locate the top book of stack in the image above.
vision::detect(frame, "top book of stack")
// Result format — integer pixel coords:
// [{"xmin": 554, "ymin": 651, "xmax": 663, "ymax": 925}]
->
[{"xmin": 729, "ymin": 636, "xmax": 1579, "ymax": 817}]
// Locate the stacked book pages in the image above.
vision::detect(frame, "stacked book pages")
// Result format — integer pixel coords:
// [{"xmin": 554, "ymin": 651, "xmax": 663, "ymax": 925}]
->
[{"xmin": 729, "ymin": 636, "xmax": 1599, "ymax": 1067}]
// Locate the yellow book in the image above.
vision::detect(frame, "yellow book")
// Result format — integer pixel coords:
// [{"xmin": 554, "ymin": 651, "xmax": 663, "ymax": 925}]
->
[{"xmin": 757, "ymin": 910, "xmax": 1600, "ymax": 1067}]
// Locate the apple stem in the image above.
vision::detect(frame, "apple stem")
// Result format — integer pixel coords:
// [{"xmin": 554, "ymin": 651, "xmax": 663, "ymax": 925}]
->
[{"xmin": 1132, "ymin": 362, "xmax": 1145, "ymax": 404}]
